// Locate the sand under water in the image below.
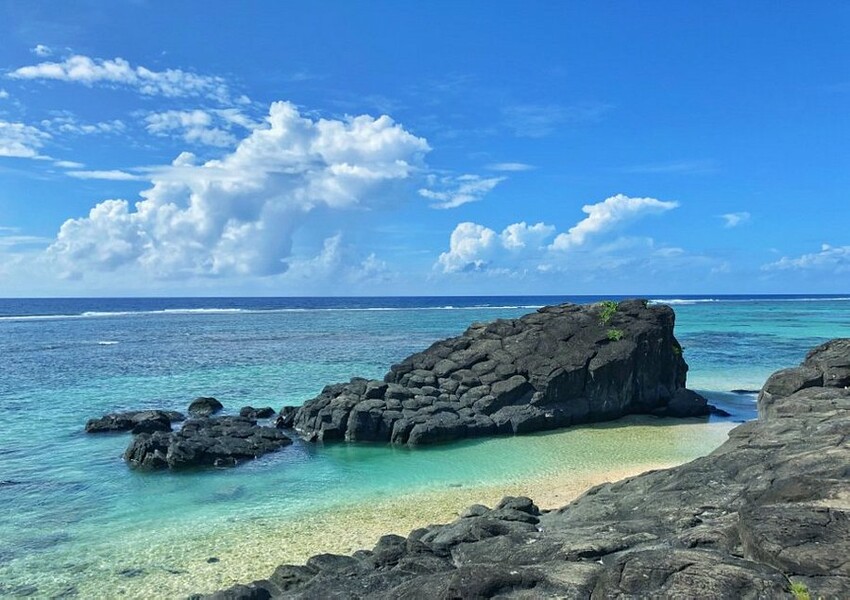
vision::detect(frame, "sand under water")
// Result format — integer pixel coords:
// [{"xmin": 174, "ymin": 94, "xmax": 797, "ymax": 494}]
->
[{"xmin": 2, "ymin": 418, "xmax": 734, "ymax": 598}]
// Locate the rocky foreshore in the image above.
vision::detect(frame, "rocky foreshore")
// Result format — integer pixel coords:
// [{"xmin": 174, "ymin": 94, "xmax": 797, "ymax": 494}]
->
[
  {"xmin": 86, "ymin": 398, "xmax": 292, "ymax": 470},
  {"xmin": 293, "ymin": 299, "xmax": 708, "ymax": 446},
  {"xmin": 199, "ymin": 338, "xmax": 850, "ymax": 599}
]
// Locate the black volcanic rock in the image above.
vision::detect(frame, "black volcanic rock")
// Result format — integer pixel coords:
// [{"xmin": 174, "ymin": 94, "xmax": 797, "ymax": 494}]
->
[
  {"xmin": 85, "ymin": 409, "xmax": 185, "ymax": 433},
  {"xmin": 293, "ymin": 300, "xmax": 704, "ymax": 446},
  {"xmin": 758, "ymin": 338, "xmax": 850, "ymax": 418},
  {"xmin": 123, "ymin": 416, "xmax": 291, "ymax": 470},
  {"xmin": 197, "ymin": 340, "xmax": 850, "ymax": 599},
  {"xmin": 188, "ymin": 397, "xmax": 224, "ymax": 417},
  {"xmin": 240, "ymin": 406, "xmax": 276, "ymax": 419}
]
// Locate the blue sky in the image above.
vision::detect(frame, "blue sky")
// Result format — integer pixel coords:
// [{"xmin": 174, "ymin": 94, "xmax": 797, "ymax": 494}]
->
[{"xmin": 0, "ymin": 1, "xmax": 848, "ymax": 296}]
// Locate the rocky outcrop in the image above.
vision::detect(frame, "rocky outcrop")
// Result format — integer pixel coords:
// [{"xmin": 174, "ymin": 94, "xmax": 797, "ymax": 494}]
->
[
  {"xmin": 85, "ymin": 409, "xmax": 185, "ymax": 433},
  {"xmin": 198, "ymin": 340, "xmax": 850, "ymax": 599},
  {"xmin": 189, "ymin": 397, "xmax": 224, "ymax": 417},
  {"xmin": 293, "ymin": 300, "xmax": 704, "ymax": 446},
  {"xmin": 758, "ymin": 338, "xmax": 850, "ymax": 419},
  {"xmin": 124, "ymin": 416, "xmax": 292, "ymax": 470}
]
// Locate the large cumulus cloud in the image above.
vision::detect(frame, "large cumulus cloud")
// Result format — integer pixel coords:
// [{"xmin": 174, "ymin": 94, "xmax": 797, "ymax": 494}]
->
[{"xmin": 48, "ymin": 102, "xmax": 430, "ymax": 278}]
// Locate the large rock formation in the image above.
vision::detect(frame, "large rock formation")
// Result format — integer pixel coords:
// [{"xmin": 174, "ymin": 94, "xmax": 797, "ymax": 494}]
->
[
  {"xmin": 758, "ymin": 338, "xmax": 850, "ymax": 419},
  {"xmin": 124, "ymin": 416, "xmax": 292, "ymax": 470},
  {"xmin": 197, "ymin": 339, "xmax": 850, "ymax": 599},
  {"xmin": 293, "ymin": 299, "xmax": 705, "ymax": 446}
]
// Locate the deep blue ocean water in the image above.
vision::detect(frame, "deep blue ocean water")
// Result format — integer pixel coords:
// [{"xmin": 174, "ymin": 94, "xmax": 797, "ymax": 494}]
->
[{"xmin": 0, "ymin": 295, "xmax": 848, "ymax": 598}]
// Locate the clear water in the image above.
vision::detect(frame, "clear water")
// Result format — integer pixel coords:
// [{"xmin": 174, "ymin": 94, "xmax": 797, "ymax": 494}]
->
[{"xmin": 0, "ymin": 295, "xmax": 848, "ymax": 598}]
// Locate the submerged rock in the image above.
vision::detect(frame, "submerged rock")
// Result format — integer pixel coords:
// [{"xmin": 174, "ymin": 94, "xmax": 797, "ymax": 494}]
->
[
  {"xmin": 198, "ymin": 339, "xmax": 850, "ymax": 599},
  {"xmin": 84, "ymin": 409, "xmax": 185, "ymax": 433},
  {"xmin": 123, "ymin": 416, "xmax": 291, "ymax": 470},
  {"xmin": 188, "ymin": 397, "xmax": 224, "ymax": 417},
  {"xmin": 293, "ymin": 299, "xmax": 705, "ymax": 446}
]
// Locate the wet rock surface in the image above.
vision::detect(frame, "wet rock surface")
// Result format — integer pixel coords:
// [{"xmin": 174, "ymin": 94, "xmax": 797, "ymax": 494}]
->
[
  {"xmin": 189, "ymin": 397, "xmax": 225, "ymax": 417},
  {"xmin": 124, "ymin": 416, "xmax": 291, "ymax": 470},
  {"xmin": 199, "ymin": 339, "xmax": 850, "ymax": 599},
  {"xmin": 293, "ymin": 299, "xmax": 704, "ymax": 446},
  {"xmin": 84, "ymin": 409, "xmax": 185, "ymax": 433}
]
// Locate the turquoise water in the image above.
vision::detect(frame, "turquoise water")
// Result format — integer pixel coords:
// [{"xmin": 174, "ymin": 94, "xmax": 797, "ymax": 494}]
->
[{"xmin": 0, "ymin": 296, "xmax": 848, "ymax": 597}]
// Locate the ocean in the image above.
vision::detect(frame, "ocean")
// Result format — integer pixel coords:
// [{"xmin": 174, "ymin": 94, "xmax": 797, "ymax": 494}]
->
[{"xmin": 0, "ymin": 295, "xmax": 848, "ymax": 598}]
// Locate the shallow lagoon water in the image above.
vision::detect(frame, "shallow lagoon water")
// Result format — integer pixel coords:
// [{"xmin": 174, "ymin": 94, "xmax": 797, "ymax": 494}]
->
[{"xmin": 0, "ymin": 295, "xmax": 848, "ymax": 597}]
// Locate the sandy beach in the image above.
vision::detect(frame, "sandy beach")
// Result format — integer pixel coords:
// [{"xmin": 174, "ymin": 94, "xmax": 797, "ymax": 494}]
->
[{"xmin": 105, "ymin": 461, "xmax": 683, "ymax": 598}]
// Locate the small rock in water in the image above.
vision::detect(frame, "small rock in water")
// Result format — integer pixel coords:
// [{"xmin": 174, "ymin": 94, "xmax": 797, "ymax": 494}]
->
[
  {"xmin": 206, "ymin": 557, "xmax": 220, "ymax": 563},
  {"xmin": 117, "ymin": 567, "xmax": 145, "ymax": 578},
  {"xmin": 239, "ymin": 406, "xmax": 275, "ymax": 419},
  {"xmin": 188, "ymin": 397, "xmax": 224, "ymax": 417},
  {"xmin": 709, "ymin": 405, "xmax": 732, "ymax": 417}
]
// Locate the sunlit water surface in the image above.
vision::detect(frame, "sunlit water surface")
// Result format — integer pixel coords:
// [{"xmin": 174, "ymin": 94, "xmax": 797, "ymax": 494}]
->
[{"xmin": 1, "ymin": 295, "xmax": 847, "ymax": 597}]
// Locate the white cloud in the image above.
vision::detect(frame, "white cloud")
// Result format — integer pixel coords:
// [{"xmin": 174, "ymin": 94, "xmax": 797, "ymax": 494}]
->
[
  {"xmin": 419, "ymin": 174, "xmax": 505, "ymax": 209},
  {"xmin": 144, "ymin": 109, "xmax": 257, "ymax": 147},
  {"xmin": 487, "ymin": 162, "xmax": 535, "ymax": 172},
  {"xmin": 67, "ymin": 169, "xmax": 145, "ymax": 181},
  {"xmin": 10, "ymin": 54, "xmax": 233, "ymax": 102},
  {"xmin": 762, "ymin": 244, "xmax": 850, "ymax": 273},
  {"xmin": 550, "ymin": 194, "xmax": 678, "ymax": 250},
  {"xmin": 47, "ymin": 101, "xmax": 430, "ymax": 279},
  {"xmin": 41, "ymin": 115, "xmax": 126, "ymax": 135},
  {"xmin": 0, "ymin": 120, "xmax": 50, "ymax": 159},
  {"xmin": 0, "ymin": 234, "xmax": 52, "ymax": 248},
  {"xmin": 436, "ymin": 194, "xmax": 682, "ymax": 274},
  {"xmin": 0, "ymin": 89, "xmax": 9, "ymax": 99},
  {"xmin": 53, "ymin": 160, "xmax": 85, "ymax": 169},
  {"xmin": 31, "ymin": 44, "xmax": 52, "ymax": 57},
  {"xmin": 437, "ymin": 221, "xmax": 556, "ymax": 273},
  {"xmin": 500, "ymin": 221, "xmax": 556, "ymax": 250},
  {"xmin": 720, "ymin": 211, "xmax": 750, "ymax": 228},
  {"xmin": 437, "ymin": 222, "xmax": 499, "ymax": 272}
]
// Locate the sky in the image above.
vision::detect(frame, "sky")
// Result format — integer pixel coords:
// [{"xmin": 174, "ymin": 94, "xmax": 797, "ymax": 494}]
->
[{"xmin": 0, "ymin": 1, "xmax": 848, "ymax": 297}]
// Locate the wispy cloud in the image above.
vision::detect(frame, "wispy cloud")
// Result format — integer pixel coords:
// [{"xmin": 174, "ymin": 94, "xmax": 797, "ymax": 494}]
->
[
  {"xmin": 719, "ymin": 211, "xmax": 750, "ymax": 228},
  {"xmin": 502, "ymin": 102, "xmax": 611, "ymax": 137},
  {"xmin": 0, "ymin": 120, "xmax": 51, "ymax": 159},
  {"xmin": 67, "ymin": 169, "xmax": 146, "ymax": 181},
  {"xmin": 0, "ymin": 89, "xmax": 9, "ymax": 100},
  {"xmin": 144, "ymin": 108, "xmax": 257, "ymax": 147},
  {"xmin": 487, "ymin": 162, "xmax": 535, "ymax": 172},
  {"xmin": 419, "ymin": 174, "xmax": 505, "ymax": 209},
  {"xmin": 0, "ymin": 234, "xmax": 52, "ymax": 248},
  {"xmin": 31, "ymin": 44, "xmax": 52, "ymax": 57},
  {"xmin": 762, "ymin": 244, "xmax": 850, "ymax": 273},
  {"xmin": 53, "ymin": 160, "xmax": 85, "ymax": 169},
  {"xmin": 9, "ymin": 54, "xmax": 234, "ymax": 102},
  {"xmin": 621, "ymin": 159, "xmax": 717, "ymax": 174},
  {"xmin": 40, "ymin": 115, "xmax": 126, "ymax": 136}
]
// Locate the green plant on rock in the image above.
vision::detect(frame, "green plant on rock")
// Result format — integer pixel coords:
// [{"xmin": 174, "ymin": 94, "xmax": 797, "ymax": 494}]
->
[
  {"xmin": 606, "ymin": 328, "xmax": 624, "ymax": 341},
  {"xmin": 599, "ymin": 300, "xmax": 619, "ymax": 324},
  {"xmin": 789, "ymin": 581, "xmax": 811, "ymax": 600}
]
